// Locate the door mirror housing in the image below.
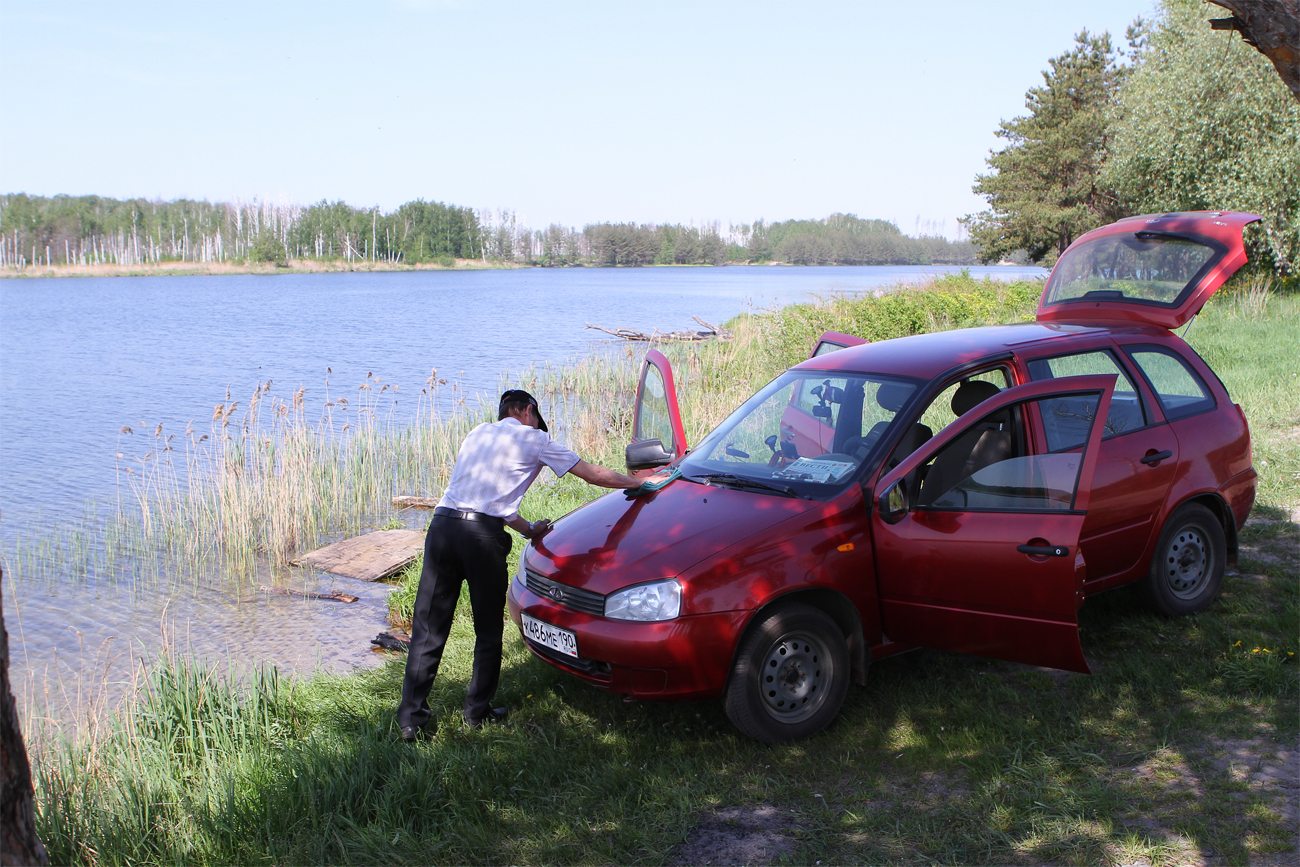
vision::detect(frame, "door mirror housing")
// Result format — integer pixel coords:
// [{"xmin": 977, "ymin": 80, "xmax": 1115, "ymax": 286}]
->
[
  {"xmin": 626, "ymin": 438, "xmax": 674, "ymax": 471},
  {"xmin": 879, "ymin": 479, "xmax": 909, "ymax": 524}
]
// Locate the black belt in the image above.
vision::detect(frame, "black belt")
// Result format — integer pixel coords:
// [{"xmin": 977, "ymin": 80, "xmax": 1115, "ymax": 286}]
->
[{"xmin": 433, "ymin": 506, "xmax": 505, "ymax": 529}]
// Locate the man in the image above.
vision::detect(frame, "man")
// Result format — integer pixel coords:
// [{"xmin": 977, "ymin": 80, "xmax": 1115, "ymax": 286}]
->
[{"xmin": 396, "ymin": 388, "xmax": 644, "ymax": 739}]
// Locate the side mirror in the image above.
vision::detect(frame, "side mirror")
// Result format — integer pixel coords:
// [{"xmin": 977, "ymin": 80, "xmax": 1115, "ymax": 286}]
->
[
  {"xmin": 626, "ymin": 438, "xmax": 674, "ymax": 471},
  {"xmin": 878, "ymin": 478, "xmax": 909, "ymax": 524}
]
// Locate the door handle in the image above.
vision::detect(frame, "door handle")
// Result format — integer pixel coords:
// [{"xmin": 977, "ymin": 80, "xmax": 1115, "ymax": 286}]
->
[
  {"xmin": 1140, "ymin": 449, "xmax": 1173, "ymax": 465},
  {"xmin": 1017, "ymin": 544, "xmax": 1069, "ymax": 557}
]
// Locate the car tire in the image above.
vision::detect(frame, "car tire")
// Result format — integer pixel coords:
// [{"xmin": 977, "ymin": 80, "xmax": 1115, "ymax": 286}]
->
[
  {"xmin": 723, "ymin": 603, "xmax": 850, "ymax": 743},
  {"xmin": 1143, "ymin": 503, "xmax": 1226, "ymax": 617}
]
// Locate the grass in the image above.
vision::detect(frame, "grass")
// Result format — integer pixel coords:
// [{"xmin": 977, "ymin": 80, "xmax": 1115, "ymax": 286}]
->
[{"xmin": 29, "ymin": 273, "xmax": 1300, "ymax": 865}]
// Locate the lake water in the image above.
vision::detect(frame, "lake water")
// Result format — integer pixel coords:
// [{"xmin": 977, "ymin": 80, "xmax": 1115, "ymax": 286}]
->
[{"xmin": 0, "ymin": 264, "xmax": 1044, "ymax": 736}]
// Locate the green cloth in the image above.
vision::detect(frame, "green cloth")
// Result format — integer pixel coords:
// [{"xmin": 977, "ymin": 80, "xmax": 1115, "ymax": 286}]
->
[{"xmin": 625, "ymin": 466, "xmax": 683, "ymax": 497}]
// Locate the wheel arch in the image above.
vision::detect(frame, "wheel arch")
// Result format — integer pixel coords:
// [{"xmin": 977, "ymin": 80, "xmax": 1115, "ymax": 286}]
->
[
  {"xmin": 1180, "ymin": 492, "xmax": 1239, "ymax": 570},
  {"xmin": 727, "ymin": 588, "xmax": 869, "ymax": 690}
]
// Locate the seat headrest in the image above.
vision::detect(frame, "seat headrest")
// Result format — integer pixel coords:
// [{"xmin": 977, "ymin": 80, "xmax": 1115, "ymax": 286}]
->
[
  {"xmin": 876, "ymin": 382, "xmax": 913, "ymax": 413},
  {"xmin": 951, "ymin": 380, "xmax": 1001, "ymax": 416}
]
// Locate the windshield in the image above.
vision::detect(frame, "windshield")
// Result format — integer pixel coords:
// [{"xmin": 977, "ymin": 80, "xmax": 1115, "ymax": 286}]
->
[
  {"xmin": 1043, "ymin": 232, "xmax": 1223, "ymax": 309},
  {"xmin": 679, "ymin": 369, "xmax": 920, "ymax": 496}
]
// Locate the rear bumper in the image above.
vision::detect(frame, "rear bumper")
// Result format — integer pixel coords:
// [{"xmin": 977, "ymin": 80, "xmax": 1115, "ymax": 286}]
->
[{"xmin": 507, "ymin": 575, "xmax": 749, "ymax": 701}]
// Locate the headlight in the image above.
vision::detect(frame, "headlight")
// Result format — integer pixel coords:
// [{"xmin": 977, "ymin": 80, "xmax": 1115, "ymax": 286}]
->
[{"xmin": 604, "ymin": 578, "xmax": 681, "ymax": 621}]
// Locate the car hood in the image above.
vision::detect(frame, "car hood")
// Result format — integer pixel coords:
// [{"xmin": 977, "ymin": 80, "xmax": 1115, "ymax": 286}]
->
[{"xmin": 524, "ymin": 478, "xmax": 819, "ymax": 596}]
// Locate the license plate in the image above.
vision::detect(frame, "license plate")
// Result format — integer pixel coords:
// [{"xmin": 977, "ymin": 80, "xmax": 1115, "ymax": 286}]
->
[{"xmin": 521, "ymin": 613, "xmax": 579, "ymax": 658}]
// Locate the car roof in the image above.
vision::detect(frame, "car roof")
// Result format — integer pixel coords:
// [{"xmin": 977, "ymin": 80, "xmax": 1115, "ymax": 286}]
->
[{"xmin": 794, "ymin": 321, "xmax": 1163, "ymax": 380}]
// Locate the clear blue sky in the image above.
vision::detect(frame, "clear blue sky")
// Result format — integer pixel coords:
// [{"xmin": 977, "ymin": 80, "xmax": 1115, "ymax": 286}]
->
[{"xmin": 0, "ymin": 0, "xmax": 1154, "ymax": 238}]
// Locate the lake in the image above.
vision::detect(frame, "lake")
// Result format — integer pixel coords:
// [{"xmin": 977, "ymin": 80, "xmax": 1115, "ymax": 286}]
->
[{"xmin": 0, "ymin": 264, "xmax": 1045, "ymax": 736}]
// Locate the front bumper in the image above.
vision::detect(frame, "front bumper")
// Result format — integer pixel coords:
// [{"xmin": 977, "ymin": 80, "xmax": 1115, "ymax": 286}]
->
[{"xmin": 507, "ymin": 574, "xmax": 749, "ymax": 701}]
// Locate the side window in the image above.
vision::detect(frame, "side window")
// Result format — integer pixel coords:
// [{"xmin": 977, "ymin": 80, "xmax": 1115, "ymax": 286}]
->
[
  {"xmin": 918, "ymin": 393, "xmax": 1100, "ymax": 512},
  {"xmin": 812, "ymin": 341, "xmax": 847, "ymax": 358},
  {"xmin": 889, "ymin": 368, "xmax": 1011, "ymax": 471},
  {"xmin": 635, "ymin": 365, "xmax": 676, "ymax": 451},
  {"xmin": 1127, "ymin": 348, "xmax": 1215, "ymax": 420},
  {"xmin": 1025, "ymin": 350, "xmax": 1146, "ymax": 451},
  {"xmin": 916, "ymin": 369, "xmax": 1012, "ymax": 435}
]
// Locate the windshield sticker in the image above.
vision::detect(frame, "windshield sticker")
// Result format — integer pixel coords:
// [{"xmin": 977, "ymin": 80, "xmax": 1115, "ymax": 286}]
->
[{"xmin": 774, "ymin": 457, "xmax": 856, "ymax": 483}]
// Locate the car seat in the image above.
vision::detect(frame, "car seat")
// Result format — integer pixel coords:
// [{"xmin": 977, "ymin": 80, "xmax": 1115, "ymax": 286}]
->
[
  {"xmin": 843, "ymin": 382, "xmax": 929, "ymax": 462},
  {"xmin": 916, "ymin": 380, "xmax": 1013, "ymax": 507}
]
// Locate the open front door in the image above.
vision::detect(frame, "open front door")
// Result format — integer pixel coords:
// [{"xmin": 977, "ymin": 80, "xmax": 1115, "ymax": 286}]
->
[
  {"xmin": 628, "ymin": 348, "xmax": 687, "ymax": 476},
  {"xmin": 871, "ymin": 375, "xmax": 1117, "ymax": 673}
]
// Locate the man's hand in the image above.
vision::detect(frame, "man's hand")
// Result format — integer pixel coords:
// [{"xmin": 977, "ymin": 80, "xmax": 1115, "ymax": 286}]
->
[{"xmin": 506, "ymin": 516, "xmax": 552, "ymax": 539}]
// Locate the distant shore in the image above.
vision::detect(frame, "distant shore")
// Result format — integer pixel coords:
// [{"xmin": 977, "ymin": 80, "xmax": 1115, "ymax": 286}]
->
[
  {"xmin": 0, "ymin": 257, "xmax": 525, "ymax": 279},
  {"xmin": 0, "ymin": 258, "xmax": 1014, "ymax": 279}
]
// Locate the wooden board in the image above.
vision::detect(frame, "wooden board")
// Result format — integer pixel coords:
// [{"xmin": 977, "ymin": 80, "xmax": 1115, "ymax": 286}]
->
[
  {"xmin": 291, "ymin": 529, "xmax": 425, "ymax": 582},
  {"xmin": 392, "ymin": 495, "xmax": 440, "ymax": 510}
]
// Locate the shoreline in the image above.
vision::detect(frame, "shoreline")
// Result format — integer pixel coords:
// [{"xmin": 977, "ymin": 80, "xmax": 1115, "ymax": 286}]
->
[
  {"xmin": 0, "ymin": 257, "xmax": 1003, "ymax": 280},
  {"xmin": 0, "ymin": 257, "xmax": 522, "ymax": 279}
]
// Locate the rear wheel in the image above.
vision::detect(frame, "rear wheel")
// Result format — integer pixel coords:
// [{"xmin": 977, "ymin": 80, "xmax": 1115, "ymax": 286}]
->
[
  {"xmin": 723, "ymin": 603, "xmax": 849, "ymax": 743},
  {"xmin": 1143, "ymin": 503, "xmax": 1226, "ymax": 616}
]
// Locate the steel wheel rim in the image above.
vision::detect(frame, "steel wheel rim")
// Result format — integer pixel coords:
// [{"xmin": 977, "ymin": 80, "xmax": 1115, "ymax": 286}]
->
[
  {"xmin": 758, "ymin": 630, "xmax": 831, "ymax": 723},
  {"xmin": 1164, "ymin": 525, "xmax": 1211, "ymax": 600}
]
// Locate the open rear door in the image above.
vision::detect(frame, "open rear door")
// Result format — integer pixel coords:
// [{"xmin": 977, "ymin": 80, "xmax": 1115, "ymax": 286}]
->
[
  {"xmin": 871, "ymin": 374, "xmax": 1116, "ymax": 673},
  {"xmin": 811, "ymin": 331, "xmax": 867, "ymax": 359},
  {"xmin": 628, "ymin": 348, "xmax": 687, "ymax": 476},
  {"xmin": 1038, "ymin": 211, "xmax": 1261, "ymax": 329}
]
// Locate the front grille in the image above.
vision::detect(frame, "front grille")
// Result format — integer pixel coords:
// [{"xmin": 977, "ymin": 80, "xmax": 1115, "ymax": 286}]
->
[
  {"xmin": 525, "ymin": 570, "xmax": 606, "ymax": 616},
  {"xmin": 525, "ymin": 639, "xmax": 612, "ymax": 677}
]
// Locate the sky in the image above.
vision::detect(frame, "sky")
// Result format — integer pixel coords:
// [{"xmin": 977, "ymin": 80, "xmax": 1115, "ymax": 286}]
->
[{"xmin": 0, "ymin": 0, "xmax": 1155, "ymax": 239}]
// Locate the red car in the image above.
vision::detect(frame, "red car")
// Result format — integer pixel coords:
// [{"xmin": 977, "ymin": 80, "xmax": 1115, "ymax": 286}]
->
[{"xmin": 508, "ymin": 211, "xmax": 1260, "ymax": 742}]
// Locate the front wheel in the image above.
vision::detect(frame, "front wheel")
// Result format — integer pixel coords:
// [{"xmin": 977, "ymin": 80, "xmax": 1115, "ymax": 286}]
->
[
  {"xmin": 1143, "ymin": 503, "xmax": 1226, "ymax": 617},
  {"xmin": 723, "ymin": 603, "xmax": 849, "ymax": 743}
]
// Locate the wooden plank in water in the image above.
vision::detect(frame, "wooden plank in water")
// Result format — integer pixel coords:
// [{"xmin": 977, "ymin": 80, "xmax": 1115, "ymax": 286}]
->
[
  {"xmin": 392, "ymin": 495, "xmax": 440, "ymax": 510},
  {"xmin": 291, "ymin": 529, "xmax": 425, "ymax": 582}
]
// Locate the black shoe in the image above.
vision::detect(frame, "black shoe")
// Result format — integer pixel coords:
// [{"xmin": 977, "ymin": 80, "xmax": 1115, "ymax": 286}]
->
[
  {"xmin": 465, "ymin": 707, "xmax": 508, "ymax": 728},
  {"xmin": 399, "ymin": 723, "xmax": 434, "ymax": 742}
]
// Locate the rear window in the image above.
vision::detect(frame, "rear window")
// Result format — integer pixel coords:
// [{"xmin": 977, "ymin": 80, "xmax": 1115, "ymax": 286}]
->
[
  {"xmin": 1043, "ymin": 232, "xmax": 1223, "ymax": 309},
  {"xmin": 1126, "ymin": 347, "xmax": 1215, "ymax": 420}
]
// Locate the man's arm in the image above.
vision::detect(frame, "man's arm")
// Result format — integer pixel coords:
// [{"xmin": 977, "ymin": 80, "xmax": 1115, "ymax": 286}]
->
[{"xmin": 569, "ymin": 459, "xmax": 641, "ymax": 489}]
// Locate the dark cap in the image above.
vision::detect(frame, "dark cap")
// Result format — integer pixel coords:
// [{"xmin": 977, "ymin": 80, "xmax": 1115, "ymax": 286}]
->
[{"xmin": 499, "ymin": 389, "xmax": 548, "ymax": 432}]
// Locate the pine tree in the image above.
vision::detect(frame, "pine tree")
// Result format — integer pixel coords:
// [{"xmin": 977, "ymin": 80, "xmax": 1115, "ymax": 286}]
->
[{"xmin": 963, "ymin": 31, "xmax": 1128, "ymax": 265}]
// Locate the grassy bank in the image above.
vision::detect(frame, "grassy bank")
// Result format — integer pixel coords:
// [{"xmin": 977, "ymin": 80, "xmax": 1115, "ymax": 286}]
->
[{"xmin": 31, "ymin": 275, "xmax": 1299, "ymax": 865}]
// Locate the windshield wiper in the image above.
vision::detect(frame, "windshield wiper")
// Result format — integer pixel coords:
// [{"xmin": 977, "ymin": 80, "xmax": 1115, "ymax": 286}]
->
[{"xmin": 686, "ymin": 472, "xmax": 799, "ymax": 497}]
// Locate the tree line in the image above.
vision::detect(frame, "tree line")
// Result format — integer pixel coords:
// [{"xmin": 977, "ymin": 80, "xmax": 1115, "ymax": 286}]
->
[
  {"xmin": 0, "ymin": 193, "xmax": 978, "ymax": 270},
  {"xmin": 964, "ymin": 0, "xmax": 1299, "ymax": 278},
  {"xmin": 0, "ymin": 195, "xmax": 483, "ymax": 269}
]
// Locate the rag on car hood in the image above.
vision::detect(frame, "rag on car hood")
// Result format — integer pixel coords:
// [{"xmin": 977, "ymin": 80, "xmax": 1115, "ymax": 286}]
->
[{"xmin": 525, "ymin": 478, "xmax": 819, "ymax": 596}]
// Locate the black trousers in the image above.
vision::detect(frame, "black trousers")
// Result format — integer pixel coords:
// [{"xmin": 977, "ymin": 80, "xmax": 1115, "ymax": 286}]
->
[{"xmin": 397, "ymin": 515, "xmax": 513, "ymax": 727}]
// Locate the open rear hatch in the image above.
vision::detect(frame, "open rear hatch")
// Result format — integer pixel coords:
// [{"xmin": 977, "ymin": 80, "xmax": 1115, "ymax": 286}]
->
[{"xmin": 1037, "ymin": 211, "xmax": 1262, "ymax": 330}]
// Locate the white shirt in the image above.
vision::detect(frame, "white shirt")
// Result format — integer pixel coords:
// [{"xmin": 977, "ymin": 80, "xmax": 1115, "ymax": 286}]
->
[{"xmin": 437, "ymin": 417, "xmax": 580, "ymax": 522}]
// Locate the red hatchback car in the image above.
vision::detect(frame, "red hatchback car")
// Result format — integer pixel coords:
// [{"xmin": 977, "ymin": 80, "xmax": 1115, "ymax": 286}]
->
[{"xmin": 508, "ymin": 211, "xmax": 1261, "ymax": 742}]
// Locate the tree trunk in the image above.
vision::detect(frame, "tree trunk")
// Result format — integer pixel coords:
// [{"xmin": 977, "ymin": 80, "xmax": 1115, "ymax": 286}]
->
[
  {"xmin": 0, "ymin": 568, "xmax": 49, "ymax": 866},
  {"xmin": 1208, "ymin": 0, "xmax": 1300, "ymax": 101}
]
